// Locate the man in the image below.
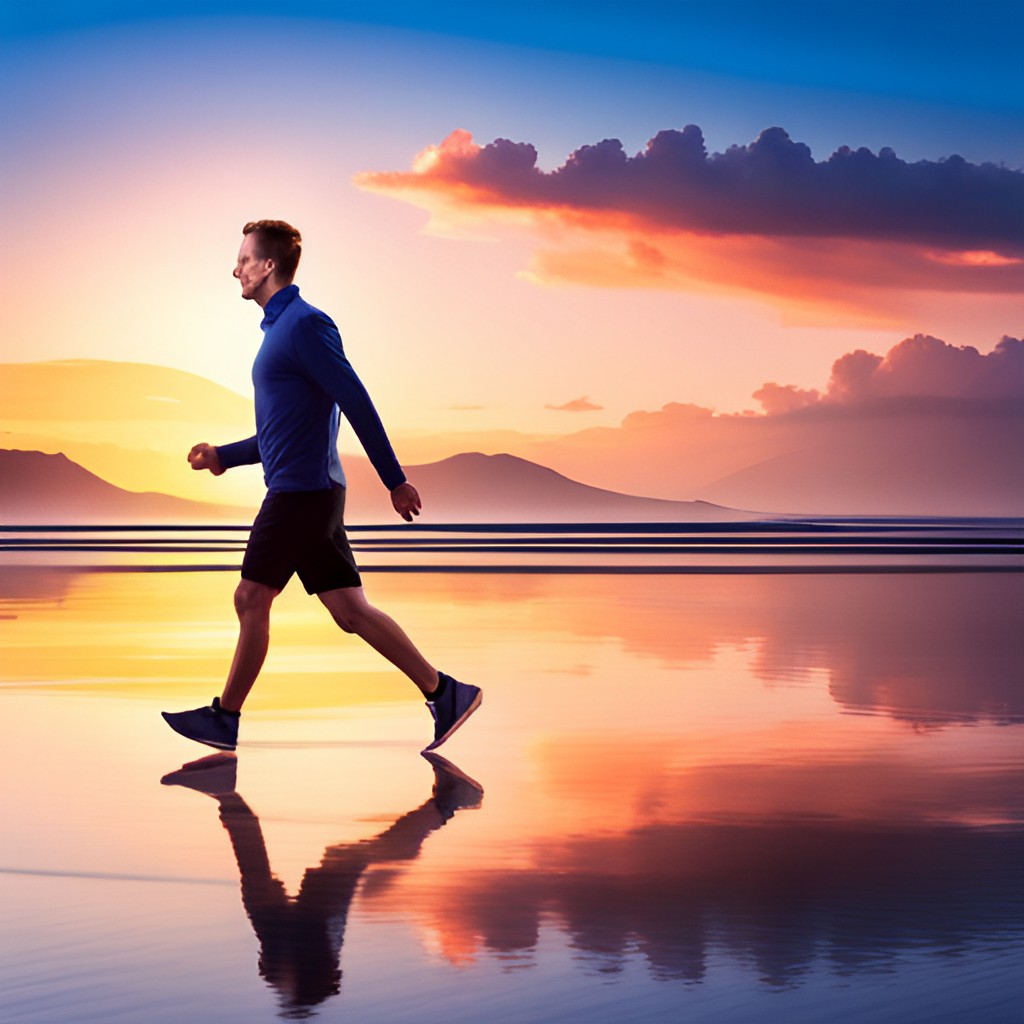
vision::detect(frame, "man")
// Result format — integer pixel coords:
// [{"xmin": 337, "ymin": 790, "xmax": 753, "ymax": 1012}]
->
[{"xmin": 162, "ymin": 220, "xmax": 480, "ymax": 753}]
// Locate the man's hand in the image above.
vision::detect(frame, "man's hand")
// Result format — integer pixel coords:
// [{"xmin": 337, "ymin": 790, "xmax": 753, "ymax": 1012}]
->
[
  {"xmin": 188, "ymin": 442, "xmax": 225, "ymax": 476},
  {"xmin": 391, "ymin": 481, "xmax": 421, "ymax": 522}
]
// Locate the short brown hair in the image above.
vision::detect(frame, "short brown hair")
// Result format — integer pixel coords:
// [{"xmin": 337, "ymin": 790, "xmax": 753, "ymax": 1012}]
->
[{"xmin": 242, "ymin": 220, "xmax": 302, "ymax": 283}]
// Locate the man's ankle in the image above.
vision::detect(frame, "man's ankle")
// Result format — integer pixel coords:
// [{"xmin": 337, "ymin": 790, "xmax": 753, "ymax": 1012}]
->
[
  {"xmin": 215, "ymin": 696, "xmax": 242, "ymax": 716},
  {"xmin": 425, "ymin": 672, "xmax": 446, "ymax": 702}
]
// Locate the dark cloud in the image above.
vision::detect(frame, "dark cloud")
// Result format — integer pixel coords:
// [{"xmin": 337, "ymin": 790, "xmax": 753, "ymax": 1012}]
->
[{"xmin": 377, "ymin": 127, "xmax": 1024, "ymax": 256}]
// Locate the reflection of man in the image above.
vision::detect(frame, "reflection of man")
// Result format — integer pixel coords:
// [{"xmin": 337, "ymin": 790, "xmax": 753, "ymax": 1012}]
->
[
  {"xmin": 162, "ymin": 752, "xmax": 483, "ymax": 1019},
  {"xmin": 162, "ymin": 220, "xmax": 480, "ymax": 753}
]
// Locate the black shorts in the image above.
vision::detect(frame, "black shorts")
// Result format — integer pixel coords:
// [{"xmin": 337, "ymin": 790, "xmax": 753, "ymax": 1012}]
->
[{"xmin": 241, "ymin": 485, "xmax": 362, "ymax": 594}]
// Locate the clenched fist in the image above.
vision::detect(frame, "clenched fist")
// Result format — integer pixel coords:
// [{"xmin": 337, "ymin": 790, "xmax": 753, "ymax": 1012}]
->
[{"xmin": 188, "ymin": 443, "xmax": 225, "ymax": 476}]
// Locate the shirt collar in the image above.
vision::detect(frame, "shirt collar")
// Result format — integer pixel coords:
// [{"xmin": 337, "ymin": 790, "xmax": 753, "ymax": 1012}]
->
[{"xmin": 260, "ymin": 284, "xmax": 299, "ymax": 330}]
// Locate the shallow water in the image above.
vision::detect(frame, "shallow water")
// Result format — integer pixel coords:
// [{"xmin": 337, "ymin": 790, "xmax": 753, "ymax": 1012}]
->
[{"xmin": 1, "ymin": 557, "xmax": 1022, "ymax": 1023}]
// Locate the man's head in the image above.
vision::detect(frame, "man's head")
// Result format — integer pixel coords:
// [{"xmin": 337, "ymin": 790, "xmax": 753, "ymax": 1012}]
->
[{"xmin": 234, "ymin": 220, "xmax": 302, "ymax": 306}]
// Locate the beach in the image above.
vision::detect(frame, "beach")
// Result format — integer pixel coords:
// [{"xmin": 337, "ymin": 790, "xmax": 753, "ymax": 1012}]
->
[{"xmin": 2, "ymin": 541, "xmax": 1022, "ymax": 1022}]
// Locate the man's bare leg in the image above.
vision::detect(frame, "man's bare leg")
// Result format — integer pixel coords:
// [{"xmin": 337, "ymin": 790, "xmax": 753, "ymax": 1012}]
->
[
  {"xmin": 317, "ymin": 586, "xmax": 439, "ymax": 696},
  {"xmin": 162, "ymin": 579, "xmax": 279, "ymax": 748},
  {"xmin": 220, "ymin": 579, "xmax": 280, "ymax": 712}
]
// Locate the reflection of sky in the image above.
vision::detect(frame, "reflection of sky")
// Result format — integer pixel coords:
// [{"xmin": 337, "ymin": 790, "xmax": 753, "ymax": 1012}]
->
[
  {"xmin": 2, "ymin": 568, "xmax": 1021, "ymax": 724},
  {"xmin": 1, "ymin": 567, "xmax": 1021, "ymax": 1020}
]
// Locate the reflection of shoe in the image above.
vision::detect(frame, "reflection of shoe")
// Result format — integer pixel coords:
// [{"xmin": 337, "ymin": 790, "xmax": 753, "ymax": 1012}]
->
[
  {"xmin": 162, "ymin": 697, "xmax": 239, "ymax": 751},
  {"xmin": 422, "ymin": 672, "xmax": 481, "ymax": 752},
  {"xmin": 422, "ymin": 750, "xmax": 484, "ymax": 820},
  {"xmin": 161, "ymin": 752, "xmax": 237, "ymax": 796}
]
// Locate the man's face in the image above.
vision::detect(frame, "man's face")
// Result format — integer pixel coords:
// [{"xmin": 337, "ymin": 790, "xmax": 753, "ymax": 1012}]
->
[{"xmin": 233, "ymin": 233, "xmax": 274, "ymax": 301}]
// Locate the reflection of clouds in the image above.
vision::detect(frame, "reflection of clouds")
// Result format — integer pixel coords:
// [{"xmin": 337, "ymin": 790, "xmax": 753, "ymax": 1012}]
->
[
  {"xmin": 750, "ymin": 575, "xmax": 1024, "ymax": 725},
  {"xmin": 366, "ymin": 729, "xmax": 1023, "ymax": 990},
  {"xmin": 536, "ymin": 741, "xmax": 1024, "ymax": 829},
  {"xmin": 405, "ymin": 572, "xmax": 1023, "ymax": 725},
  {"xmin": 391, "ymin": 821, "xmax": 1024, "ymax": 989}
]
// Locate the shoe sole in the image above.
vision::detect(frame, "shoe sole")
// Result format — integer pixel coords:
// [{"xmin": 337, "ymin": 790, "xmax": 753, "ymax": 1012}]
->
[{"xmin": 422, "ymin": 689, "xmax": 482, "ymax": 753}]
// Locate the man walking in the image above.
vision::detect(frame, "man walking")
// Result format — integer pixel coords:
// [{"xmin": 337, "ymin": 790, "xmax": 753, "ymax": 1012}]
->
[{"xmin": 162, "ymin": 220, "xmax": 480, "ymax": 753}]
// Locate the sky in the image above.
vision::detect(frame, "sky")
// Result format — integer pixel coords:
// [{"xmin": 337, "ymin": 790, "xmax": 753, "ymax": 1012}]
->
[{"xmin": 2, "ymin": 1, "xmax": 1022, "ymax": 511}]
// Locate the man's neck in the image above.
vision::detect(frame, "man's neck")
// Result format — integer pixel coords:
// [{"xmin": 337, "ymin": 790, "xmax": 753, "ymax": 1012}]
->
[{"xmin": 254, "ymin": 279, "xmax": 288, "ymax": 309}]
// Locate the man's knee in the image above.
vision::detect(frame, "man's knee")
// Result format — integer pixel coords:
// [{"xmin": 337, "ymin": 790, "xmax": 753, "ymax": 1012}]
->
[
  {"xmin": 234, "ymin": 579, "xmax": 278, "ymax": 619},
  {"xmin": 319, "ymin": 587, "xmax": 368, "ymax": 634}
]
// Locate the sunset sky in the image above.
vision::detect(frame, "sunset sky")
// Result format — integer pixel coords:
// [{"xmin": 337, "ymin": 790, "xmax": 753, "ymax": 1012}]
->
[{"xmin": 2, "ymin": 1, "xmax": 1022, "ymax": 511}]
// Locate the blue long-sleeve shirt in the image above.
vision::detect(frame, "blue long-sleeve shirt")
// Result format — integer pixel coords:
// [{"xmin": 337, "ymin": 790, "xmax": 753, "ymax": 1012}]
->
[{"xmin": 216, "ymin": 285, "xmax": 406, "ymax": 493}]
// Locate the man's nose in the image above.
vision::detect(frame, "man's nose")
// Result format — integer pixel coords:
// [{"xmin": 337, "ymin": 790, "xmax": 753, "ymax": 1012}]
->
[{"xmin": 233, "ymin": 265, "xmax": 241, "ymax": 279}]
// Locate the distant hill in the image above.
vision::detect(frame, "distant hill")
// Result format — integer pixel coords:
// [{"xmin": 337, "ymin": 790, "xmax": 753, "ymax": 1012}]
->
[
  {"xmin": 0, "ymin": 359, "xmax": 262, "ymax": 508},
  {"xmin": 342, "ymin": 452, "xmax": 758, "ymax": 522},
  {"xmin": 6, "ymin": 359, "xmax": 1022, "ymax": 518},
  {"xmin": 0, "ymin": 449, "xmax": 252, "ymax": 523},
  {"xmin": 698, "ymin": 410, "xmax": 1024, "ymax": 516},
  {"xmin": 1, "ymin": 448, "xmax": 757, "ymax": 525}
]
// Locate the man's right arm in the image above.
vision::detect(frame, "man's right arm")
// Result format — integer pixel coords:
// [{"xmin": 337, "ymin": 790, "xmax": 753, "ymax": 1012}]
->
[{"xmin": 189, "ymin": 436, "xmax": 260, "ymax": 475}]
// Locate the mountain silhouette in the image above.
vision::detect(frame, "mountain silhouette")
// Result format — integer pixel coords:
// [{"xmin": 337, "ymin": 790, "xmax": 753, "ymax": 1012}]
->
[
  {"xmin": 342, "ymin": 452, "xmax": 755, "ymax": 522},
  {"xmin": 0, "ymin": 449, "xmax": 251, "ymax": 523},
  {"xmin": 2, "ymin": 449, "xmax": 754, "ymax": 524}
]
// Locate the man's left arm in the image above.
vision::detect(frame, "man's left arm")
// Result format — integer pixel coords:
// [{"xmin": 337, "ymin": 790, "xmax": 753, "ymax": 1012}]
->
[{"xmin": 298, "ymin": 317, "xmax": 420, "ymax": 518}]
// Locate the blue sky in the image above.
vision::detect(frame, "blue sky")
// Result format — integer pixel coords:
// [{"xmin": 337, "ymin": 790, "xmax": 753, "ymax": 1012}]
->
[
  {"xmin": 5, "ymin": 0, "xmax": 1022, "ymax": 114},
  {"xmin": 2, "ymin": 0, "xmax": 1021, "ymax": 492}
]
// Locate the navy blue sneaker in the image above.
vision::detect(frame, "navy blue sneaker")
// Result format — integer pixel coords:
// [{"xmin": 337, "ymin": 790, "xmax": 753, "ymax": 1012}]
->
[
  {"xmin": 423, "ymin": 672, "xmax": 481, "ymax": 752},
  {"xmin": 162, "ymin": 697, "xmax": 239, "ymax": 751}
]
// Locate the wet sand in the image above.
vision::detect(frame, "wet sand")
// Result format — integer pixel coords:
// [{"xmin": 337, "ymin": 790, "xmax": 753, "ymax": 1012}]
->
[{"xmin": 1, "ymin": 559, "xmax": 1022, "ymax": 1022}]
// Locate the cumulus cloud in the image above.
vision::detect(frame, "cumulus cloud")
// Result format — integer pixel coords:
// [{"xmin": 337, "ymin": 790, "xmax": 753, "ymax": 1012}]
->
[
  {"xmin": 756, "ymin": 334, "xmax": 1024, "ymax": 414},
  {"xmin": 357, "ymin": 127, "xmax": 1024, "ymax": 319},
  {"xmin": 545, "ymin": 396, "xmax": 603, "ymax": 412},
  {"xmin": 750, "ymin": 383, "xmax": 822, "ymax": 415}
]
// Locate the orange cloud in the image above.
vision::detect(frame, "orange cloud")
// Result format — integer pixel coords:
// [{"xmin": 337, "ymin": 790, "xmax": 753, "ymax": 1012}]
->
[
  {"xmin": 379, "ymin": 334, "xmax": 1024, "ymax": 514},
  {"xmin": 545, "ymin": 396, "xmax": 603, "ymax": 412},
  {"xmin": 356, "ymin": 127, "xmax": 1024, "ymax": 323}
]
